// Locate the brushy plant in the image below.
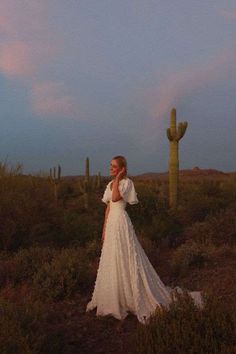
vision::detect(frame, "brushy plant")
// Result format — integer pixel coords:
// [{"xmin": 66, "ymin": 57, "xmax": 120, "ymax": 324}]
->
[
  {"xmin": 0, "ymin": 173, "xmax": 60, "ymax": 251},
  {"xmin": 0, "ymin": 295, "xmax": 48, "ymax": 354},
  {"xmin": 177, "ymin": 179, "xmax": 233, "ymax": 225},
  {"xmin": 0, "ymin": 295, "xmax": 73, "ymax": 354},
  {"xmin": 85, "ymin": 238, "xmax": 102, "ymax": 260},
  {"xmin": 170, "ymin": 240, "xmax": 213, "ymax": 276},
  {"xmin": 32, "ymin": 247, "xmax": 91, "ymax": 301},
  {"xmin": 144, "ymin": 210, "xmax": 183, "ymax": 248},
  {"xmin": 0, "ymin": 246, "xmax": 57, "ymax": 288},
  {"xmin": 183, "ymin": 206, "xmax": 236, "ymax": 246},
  {"xmin": 134, "ymin": 185, "xmax": 158, "ymax": 224},
  {"xmin": 134, "ymin": 291, "xmax": 236, "ymax": 354},
  {"xmin": 62, "ymin": 210, "xmax": 101, "ymax": 246}
]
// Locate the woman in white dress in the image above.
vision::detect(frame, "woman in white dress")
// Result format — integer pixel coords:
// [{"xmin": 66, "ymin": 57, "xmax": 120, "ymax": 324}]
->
[{"xmin": 86, "ymin": 155, "xmax": 203, "ymax": 325}]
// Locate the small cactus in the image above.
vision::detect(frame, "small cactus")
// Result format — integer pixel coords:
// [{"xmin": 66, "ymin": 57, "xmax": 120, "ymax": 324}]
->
[
  {"xmin": 166, "ymin": 108, "xmax": 188, "ymax": 210},
  {"xmin": 78, "ymin": 157, "xmax": 91, "ymax": 210},
  {"xmin": 49, "ymin": 164, "xmax": 61, "ymax": 205}
]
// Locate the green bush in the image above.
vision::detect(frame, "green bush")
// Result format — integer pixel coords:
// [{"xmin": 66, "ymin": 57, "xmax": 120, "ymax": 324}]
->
[
  {"xmin": 170, "ymin": 240, "xmax": 213, "ymax": 276},
  {"xmin": 145, "ymin": 210, "xmax": 183, "ymax": 248},
  {"xmin": 0, "ymin": 295, "xmax": 73, "ymax": 354},
  {"xmin": 0, "ymin": 246, "xmax": 57, "ymax": 288},
  {"xmin": 0, "ymin": 296, "xmax": 47, "ymax": 354},
  {"xmin": 85, "ymin": 238, "xmax": 102, "ymax": 260},
  {"xmin": 32, "ymin": 247, "xmax": 91, "ymax": 301},
  {"xmin": 0, "ymin": 174, "xmax": 60, "ymax": 251},
  {"xmin": 183, "ymin": 206, "xmax": 236, "ymax": 246},
  {"xmin": 219, "ymin": 178, "xmax": 236, "ymax": 205},
  {"xmin": 177, "ymin": 179, "xmax": 232, "ymax": 225},
  {"xmin": 135, "ymin": 291, "xmax": 236, "ymax": 354},
  {"xmin": 62, "ymin": 210, "xmax": 101, "ymax": 246}
]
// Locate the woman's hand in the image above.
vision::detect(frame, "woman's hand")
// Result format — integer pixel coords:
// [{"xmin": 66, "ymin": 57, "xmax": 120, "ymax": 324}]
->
[{"xmin": 115, "ymin": 167, "xmax": 126, "ymax": 182}]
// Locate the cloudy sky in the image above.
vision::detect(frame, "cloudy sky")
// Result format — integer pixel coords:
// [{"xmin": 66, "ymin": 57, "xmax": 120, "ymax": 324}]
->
[{"xmin": 0, "ymin": 1, "xmax": 235, "ymax": 176}]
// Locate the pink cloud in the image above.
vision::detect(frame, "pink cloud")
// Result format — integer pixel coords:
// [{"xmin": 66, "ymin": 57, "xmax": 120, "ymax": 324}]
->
[
  {"xmin": 0, "ymin": 1, "xmax": 60, "ymax": 78},
  {"xmin": 0, "ymin": 1, "xmax": 77, "ymax": 119},
  {"xmin": 31, "ymin": 81, "xmax": 80, "ymax": 118},
  {"xmin": 0, "ymin": 41, "xmax": 36, "ymax": 76},
  {"xmin": 218, "ymin": 10, "xmax": 236, "ymax": 21}
]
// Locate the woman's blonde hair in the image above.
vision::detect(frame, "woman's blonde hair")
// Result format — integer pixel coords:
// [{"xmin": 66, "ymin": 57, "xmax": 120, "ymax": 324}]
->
[{"xmin": 112, "ymin": 155, "xmax": 127, "ymax": 176}]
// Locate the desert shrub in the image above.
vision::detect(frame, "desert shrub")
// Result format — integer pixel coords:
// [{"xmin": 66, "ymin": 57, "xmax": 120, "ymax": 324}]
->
[
  {"xmin": 144, "ymin": 210, "xmax": 183, "ymax": 248},
  {"xmin": 177, "ymin": 179, "xmax": 231, "ymax": 225},
  {"xmin": 219, "ymin": 178, "xmax": 236, "ymax": 205},
  {"xmin": 0, "ymin": 295, "xmax": 48, "ymax": 354},
  {"xmin": 0, "ymin": 246, "xmax": 57, "ymax": 288},
  {"xmin": 170, "ymin": 240, "xmax": 213, "ymax": 276},
  {"xmin": 137, "ymin": 234, "xmax": 161, "ymax": 266},
  {"xmin": 32, "ymin": 247, "xmax": 91, "ymax": 301},
  {"xmin": 0, "ymin": 174, "xmax": 60, "ymax": 251},
  {"xmin": 183, "ymin": 207, "xmax": 236, "ymax": 246},
  {"xmin": 135, "ymin": 291, "xmax": 236, "ymax": 354},
  {"xmin": 178, "ymin": 194, "xmax": 222, "ymax": 225},
  {"xmin": 0, "ymin": 295, "xmax": 72, "ymax": 354},
  {"xmin": 85, "ymin": 238, "xmax": 102, "ymax": 260},
  {"xmin": 29, "ymin": 221, "xmax": 64, "ymax": 246},
  {"xmin": 62, "ymin": 210, "xmax": 101, "ymax": 246},
  {"xmin": 198, "ymin": 179, "xmax": 222, "ymax": 197},
  {"xmin": 134, "ymin": 185, "xmax": 159, "ymax": 224}
]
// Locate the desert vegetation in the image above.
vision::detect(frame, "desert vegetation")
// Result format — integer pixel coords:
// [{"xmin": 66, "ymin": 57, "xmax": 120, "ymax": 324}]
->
[{"xmin": 0, "ymin": 160, "xmax": 235, "ymax": 353}]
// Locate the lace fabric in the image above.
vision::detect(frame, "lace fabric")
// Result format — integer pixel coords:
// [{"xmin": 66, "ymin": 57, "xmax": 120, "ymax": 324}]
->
[{"xmin": 86, "ymin": 178, "xmax": 203, "ymax": 324}]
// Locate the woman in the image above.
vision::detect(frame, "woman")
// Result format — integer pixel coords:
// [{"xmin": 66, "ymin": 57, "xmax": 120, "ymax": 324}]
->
[{"xmin": 86, "ymin": 155, "xmax": 203, "ymax": 325}]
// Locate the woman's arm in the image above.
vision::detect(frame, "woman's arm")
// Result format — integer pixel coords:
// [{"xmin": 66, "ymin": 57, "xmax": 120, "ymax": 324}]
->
[{"xmin": 102, "ymin": 202, "xmax": 110, "ymax": 243}]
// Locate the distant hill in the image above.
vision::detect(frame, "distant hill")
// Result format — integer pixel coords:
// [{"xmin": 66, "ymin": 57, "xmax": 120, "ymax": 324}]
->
[
  {"xmin": 134, "ymin": 167, "xmax": 235, "ymax": 180},
  {"xmin": 62, "ymin": 167, "xmax": 235, "ymax": 180}
]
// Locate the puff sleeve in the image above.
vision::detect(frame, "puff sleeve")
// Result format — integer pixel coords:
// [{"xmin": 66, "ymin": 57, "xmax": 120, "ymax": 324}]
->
[
  {"xmin": 118, "ymin": 178, "xmax": 139, "ymax": 205},
  {"xmin": 101, "ymin": 182, "xmax": 111, "ymax": 205}
]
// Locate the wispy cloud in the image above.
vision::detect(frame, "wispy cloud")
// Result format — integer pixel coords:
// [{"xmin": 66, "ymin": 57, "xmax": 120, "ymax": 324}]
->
[
  {"xmin": 0, "ymin": 1, "xmax": 57, "ymax": 76},
  {"xmin": 0, "ymin": 0, "xmax": 79, "ymax": 119},
  {"xmin": 31, "ymin": 81, "xmax": 80, "ymax": 118},
  {"xmin": 0, "ymin": 41, "xmax": 36, "ymax": 76},
  {"xmin": 218, "ymin": 9, "xmax": 236, "ymax": 21}
]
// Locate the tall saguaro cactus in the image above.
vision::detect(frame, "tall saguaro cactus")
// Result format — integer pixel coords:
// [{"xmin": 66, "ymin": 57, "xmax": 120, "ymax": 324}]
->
[{"xmin": 166, "ymin": 108, "xmax": 188, "ymax": 210}]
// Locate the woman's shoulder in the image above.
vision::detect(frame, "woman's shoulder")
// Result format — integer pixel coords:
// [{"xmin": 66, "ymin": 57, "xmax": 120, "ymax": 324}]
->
[
  {"xmin": 120, "ymin": 177, "xmax": 130, "ymax": 183},
  {"xmin": 120, "ymin": 177, "xmax": 135, "ymax": 187},
  {"xmin": 108, "ymin": 177, "xmax": 133, "ymax": 185},
  {"xmin": 123, "ymin": 177, "xmax": 133, "ymax": 183}
]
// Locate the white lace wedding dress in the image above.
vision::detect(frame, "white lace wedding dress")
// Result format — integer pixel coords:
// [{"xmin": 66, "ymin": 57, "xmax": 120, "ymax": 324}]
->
[{"xmin": 85, "ymin": 177, "xmax": 203, "ymax": 325}]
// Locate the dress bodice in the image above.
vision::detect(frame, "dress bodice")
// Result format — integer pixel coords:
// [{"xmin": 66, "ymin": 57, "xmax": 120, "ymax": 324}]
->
[
  {"xmin": 109, "ymin": 198, "xmax": 127, "ymax": 212},
  {"xmin": 101, "ymin": 177, "xmax": 139, "ymax": 207}
]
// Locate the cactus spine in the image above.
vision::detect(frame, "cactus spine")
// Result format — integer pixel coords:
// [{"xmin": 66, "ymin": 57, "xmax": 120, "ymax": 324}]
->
[
  {"xmin": 166, "ymin": 108, "xmax": 188, "ymax": 210},
  {"xmin": 49, "ymin": 164, "xmax": 61, "ymax": 205}
]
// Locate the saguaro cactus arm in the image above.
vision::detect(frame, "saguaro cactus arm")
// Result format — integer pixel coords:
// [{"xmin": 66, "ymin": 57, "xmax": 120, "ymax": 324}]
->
[
  {"xmin": 166, "ymin": 128, "xmax": 174, "ymax": 141},
  {"xmin": 176, "ymin": 122, "xmax": 188, "ymax": 141}
]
